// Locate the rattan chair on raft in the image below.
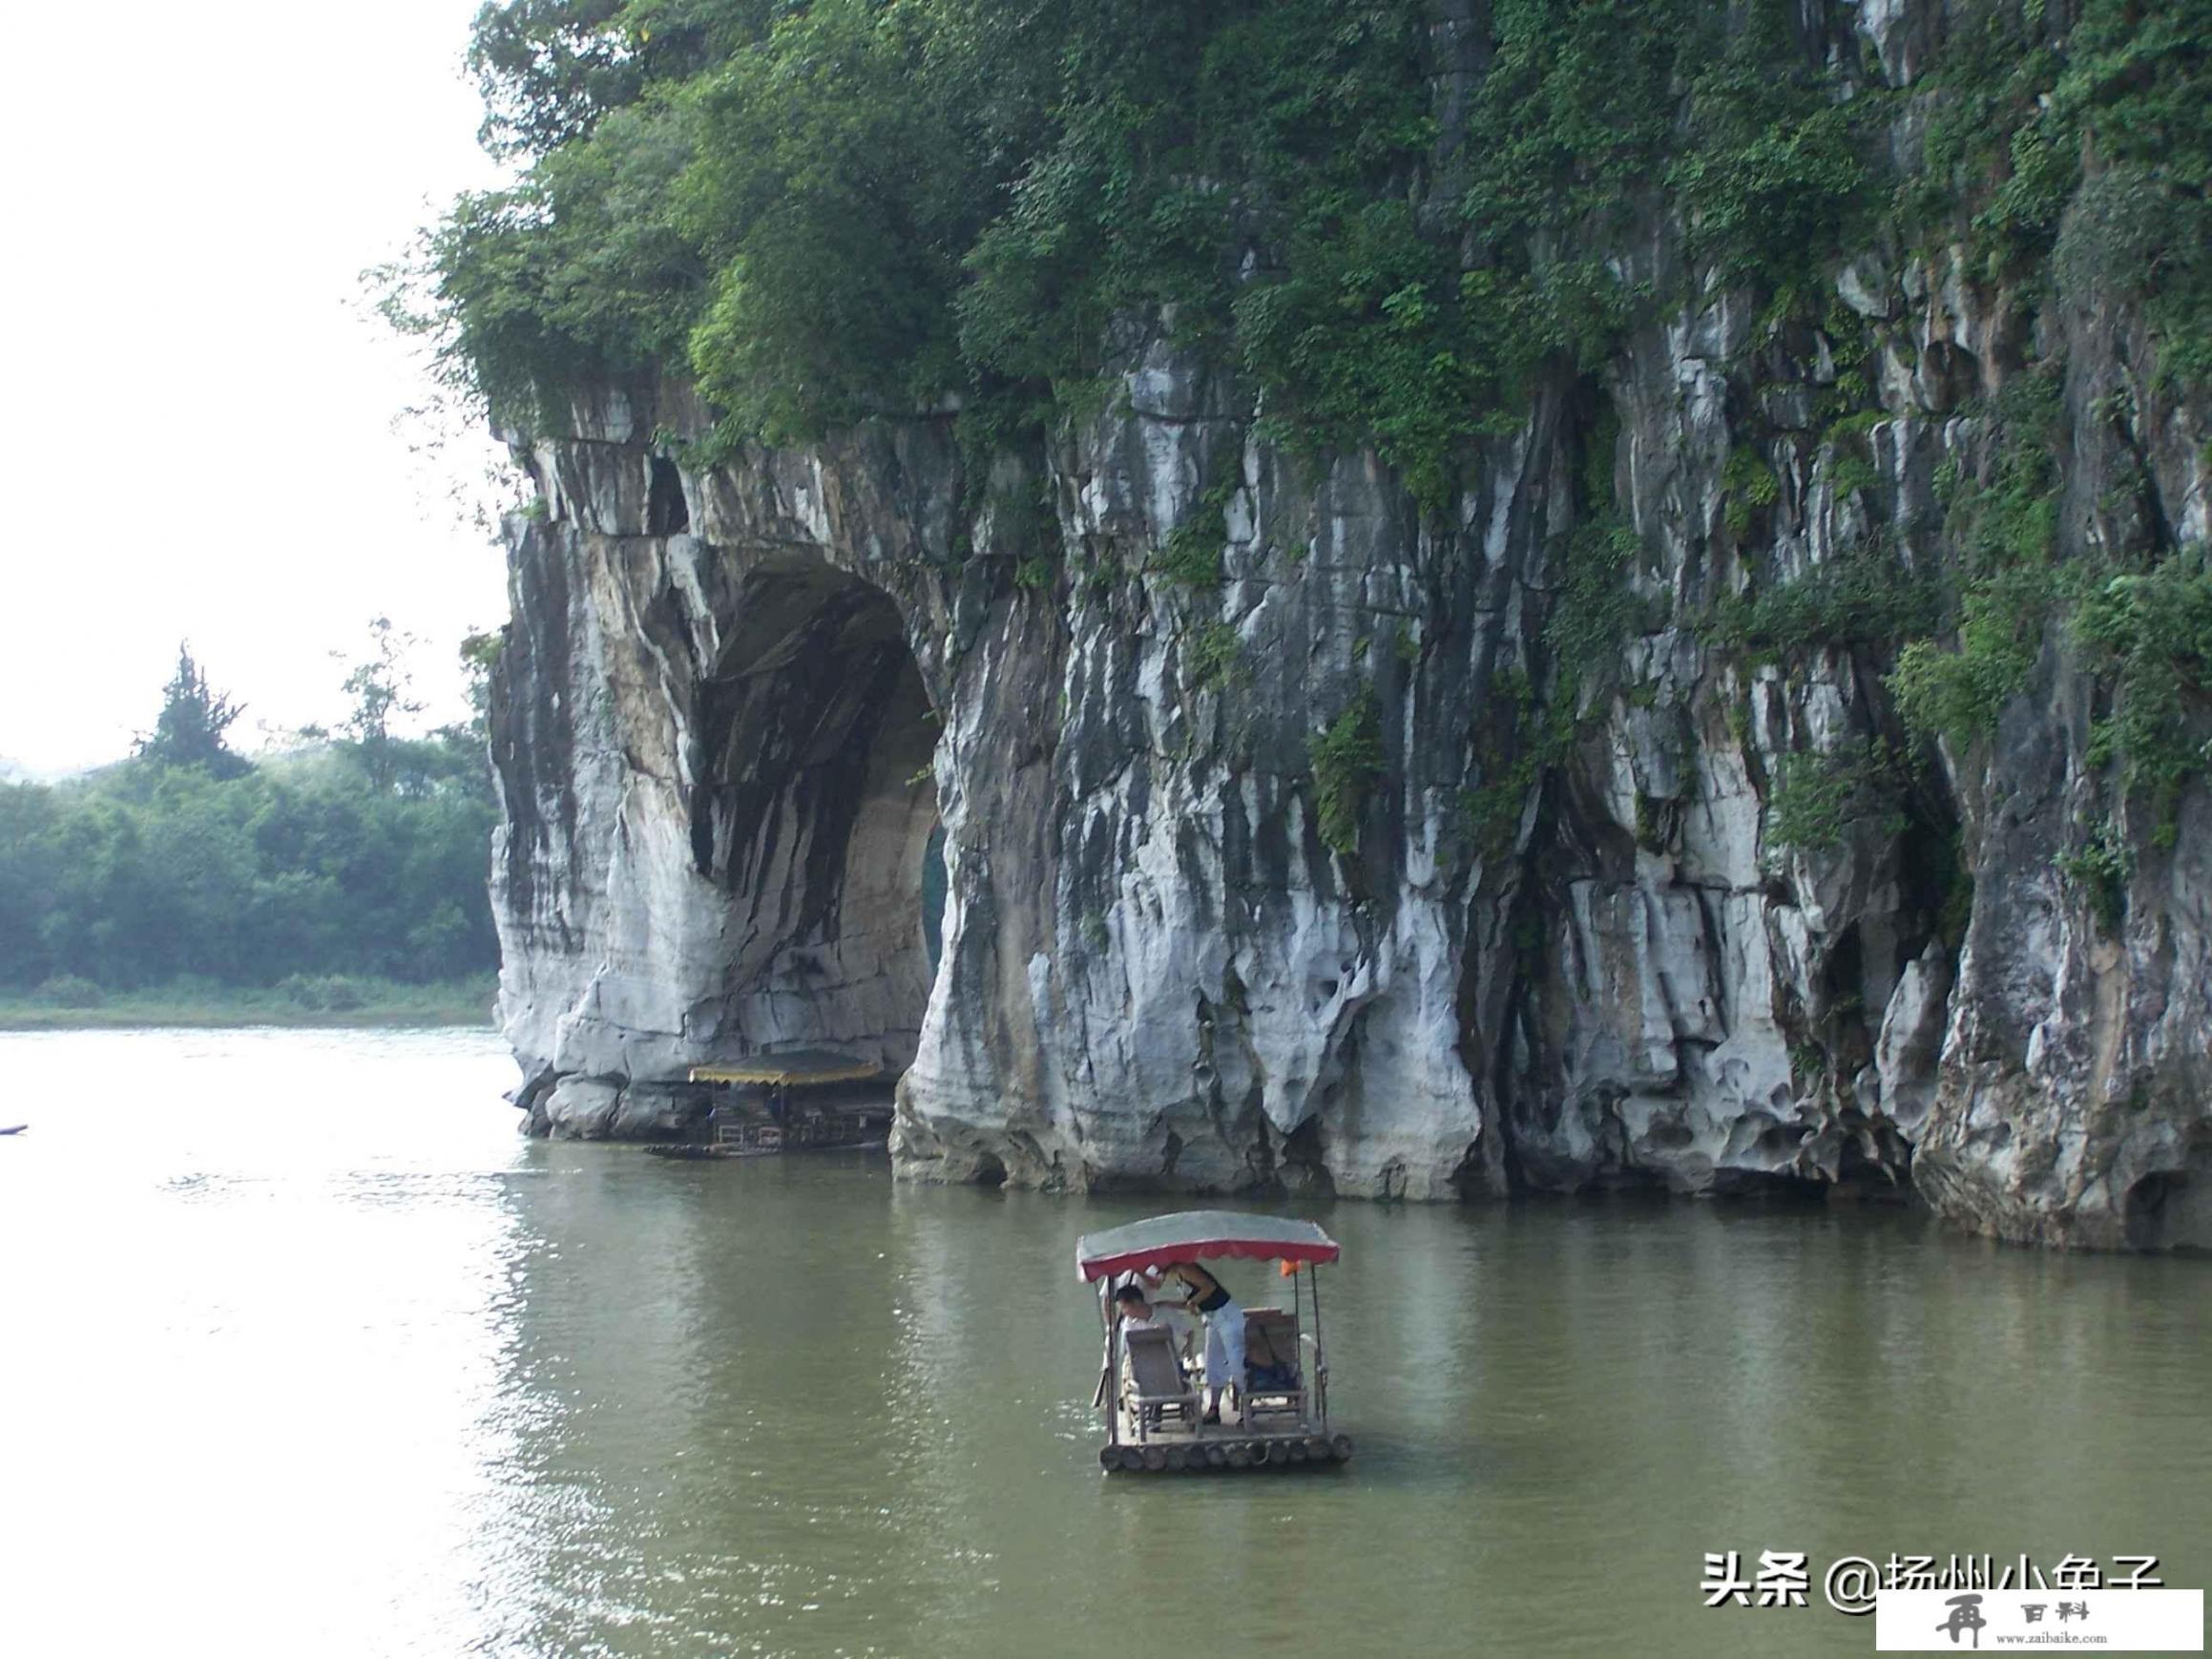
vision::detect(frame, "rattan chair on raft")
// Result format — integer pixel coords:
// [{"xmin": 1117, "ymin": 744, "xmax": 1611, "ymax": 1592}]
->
[{"xmin": 1121, "ymin": 1325, "xmax": 1202, "ymax": 1440}]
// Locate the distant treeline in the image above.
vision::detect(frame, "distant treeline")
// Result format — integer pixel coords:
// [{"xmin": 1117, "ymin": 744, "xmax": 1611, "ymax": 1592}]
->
[{"xmin": 0, "ymin": 633, "xmax": 500, "ymax": 997}]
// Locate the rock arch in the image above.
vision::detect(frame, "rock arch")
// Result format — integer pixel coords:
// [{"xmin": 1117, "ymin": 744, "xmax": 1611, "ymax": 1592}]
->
[
  {"xmin": 685, "ymin": 555, "xmax": 942, "ymax": 1074},
  {"xmin": 493, "ymin": 472, "xmax": 953, "ymax": 1141}
]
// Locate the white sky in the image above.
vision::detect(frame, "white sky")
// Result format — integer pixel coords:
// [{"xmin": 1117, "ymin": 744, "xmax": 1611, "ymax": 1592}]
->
[{"xmin": 0, "ymin": 0, "xmax": 516, "ymax": 775}]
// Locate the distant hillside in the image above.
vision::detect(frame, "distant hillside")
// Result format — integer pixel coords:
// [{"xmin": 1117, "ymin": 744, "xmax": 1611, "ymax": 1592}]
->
[{"xmin": 0, "ymin": 756, "xmax": 102, "ymax": 786}]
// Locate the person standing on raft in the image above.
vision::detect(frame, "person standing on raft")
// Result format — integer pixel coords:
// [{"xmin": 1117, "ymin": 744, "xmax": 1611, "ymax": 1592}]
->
[{"xmin": 1142, "ymin": 1261, "xmax": 1243, "ymax": 1424}]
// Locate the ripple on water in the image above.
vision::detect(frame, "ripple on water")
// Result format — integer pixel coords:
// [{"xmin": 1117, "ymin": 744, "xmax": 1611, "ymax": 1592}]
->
[{"xmin": 2, "ymin": 1027, "xmax": 2207, "ymax": 1659}]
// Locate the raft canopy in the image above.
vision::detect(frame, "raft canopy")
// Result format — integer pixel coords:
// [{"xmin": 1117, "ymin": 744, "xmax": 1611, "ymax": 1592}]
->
[
  {"xmin": 1075, "ymin": 1210, "xmax": 1342, "ymax": 1282},
  {"xmin": 687, "ymin": 1049, "xmax": 885, "ymax": 1087}
]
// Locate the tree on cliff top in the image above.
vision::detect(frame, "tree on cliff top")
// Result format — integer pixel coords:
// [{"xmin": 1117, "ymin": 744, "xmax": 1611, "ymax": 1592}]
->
[
  {"xmin": 418, "ymin": 0, "xmax": 2212, "ymax": 476},
  {"xmin": 135, "ymin": 645, "xmax": 251, "ymax": 779}
]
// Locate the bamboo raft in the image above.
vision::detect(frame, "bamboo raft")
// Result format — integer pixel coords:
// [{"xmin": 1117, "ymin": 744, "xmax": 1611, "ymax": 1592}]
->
[
  {"xmin": 1096, "ymin": 1429, "xmax": 1355, "ymax": 1474},
  {"xmin": 1078, "ymin": 1211, "xmax": 1355, "ymax": 1478}
]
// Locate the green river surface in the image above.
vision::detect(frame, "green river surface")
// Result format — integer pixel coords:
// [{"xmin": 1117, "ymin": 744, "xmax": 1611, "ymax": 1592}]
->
[{"xmin": 1, "ymin": 1027, "xmax": 2204, "ymax": 1657}]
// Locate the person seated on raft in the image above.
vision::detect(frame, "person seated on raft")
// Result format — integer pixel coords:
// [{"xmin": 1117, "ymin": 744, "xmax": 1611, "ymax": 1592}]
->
[
  {"xmin": 1139, "ymin": 1261, "xmax": 1243, "ymax": 1425},
  {"xmin": 1112, "ymin": 1281, "xmax": 1182, "ymax": 1335}
]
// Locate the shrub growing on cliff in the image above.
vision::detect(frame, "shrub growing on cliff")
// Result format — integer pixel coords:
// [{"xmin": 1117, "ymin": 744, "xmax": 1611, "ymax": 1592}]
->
[
  {"xmin": 677, "ymin": 0, "xmax": 990, "ymax": 444},
  {"xmin": 1151, "ymin": 456, "xmax": 1240, "ymax": 586},
  {"xmin": 1889, "ymin": 375, "xmax": 2066, "ymax": 746},
  {"xmin": 1184, "ymin": 621, "xmax": 1242, "ymax": 691},
  {"xmin": 2055, "ymin": 821, "xmax": 2134, "ymax": 934},
  {"xmin": 1309, "ymin": 687, "xmax": 1386, "ymax": 858},
  {"xmin": 1765, "ymin": 742, "xmax": 1909, "ymax": 854},
  {"xmin": 1545, "ymin": 518, "xmax": 1651, "ymax": 697},
  {"xmin": 2071, "ymin": 550, "xmax": 2212, "ymax": 840},
  {"xmin": 1709, "ymin": 555, "xmax": 1941, "ymax": 662},
  {"xmin": 1892, "ymin": 564, "xmax": 2056, "ymax": 746},
  {"xmin": 1721, "ymin": 444, "xmax": 1780, "ymax": 538}
]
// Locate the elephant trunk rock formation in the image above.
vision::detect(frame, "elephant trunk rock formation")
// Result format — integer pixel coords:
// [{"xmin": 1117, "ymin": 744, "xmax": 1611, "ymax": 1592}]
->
[{"xmin": 484, "ymin": 10, "xmax": 2212, "ymax": 1254}]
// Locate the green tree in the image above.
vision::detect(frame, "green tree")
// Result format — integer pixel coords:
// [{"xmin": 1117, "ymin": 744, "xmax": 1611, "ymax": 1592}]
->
[
  {"xmin": 332, "ymin": 618, "xmax": 428, "ymax": 792},
  {"xmin": 2, "ymin": 638, "xmax": 501, "ymax": 996},
  {"xmin": 458, "ymin": 628, "xmax": 506, "ymax": 741},
  {"xmin": 135, "ymin": 644, "xmax": 251, "ymax": 779},
  {"xmin": 468, "ymin": 0, "xmax": 643, "ymax": 158},
  {"xmin": 0, "ymin": 784, "xmax": 63, "ymax": 984}
]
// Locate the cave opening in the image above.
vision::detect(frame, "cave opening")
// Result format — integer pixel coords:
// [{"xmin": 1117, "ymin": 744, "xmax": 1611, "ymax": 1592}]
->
[
  {"xmin": 2123, "ymin": 1135, "xmax": 2212, "ymax": 1253},
  {"xmin": 686, "ymin": 556, "xmax": 946, "ymax": 1076}
]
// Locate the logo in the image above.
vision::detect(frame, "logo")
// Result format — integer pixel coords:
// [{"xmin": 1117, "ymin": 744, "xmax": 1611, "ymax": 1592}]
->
[
  {"xmin": 1936, "ymin": 1593, "xmax": 1988, "ymax": 1648},
  {"xmin": 1876, "ymin": 1588, "xmax": 2203, "ymax": 1651}
]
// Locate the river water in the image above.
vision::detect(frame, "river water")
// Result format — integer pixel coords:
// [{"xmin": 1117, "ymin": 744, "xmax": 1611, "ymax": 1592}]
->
[{"xmin": 1, "ymin": 1027, "xmax": 2204, "ymax": 1657}]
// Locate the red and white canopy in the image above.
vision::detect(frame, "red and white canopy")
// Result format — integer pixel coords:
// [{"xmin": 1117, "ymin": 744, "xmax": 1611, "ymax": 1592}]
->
[{"xmin": 1075, "ymin": 1209, "xmax": 1341, "ymax": 1282}]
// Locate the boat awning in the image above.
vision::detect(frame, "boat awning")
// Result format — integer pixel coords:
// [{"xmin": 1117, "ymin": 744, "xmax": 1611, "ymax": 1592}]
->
[
  {"xmin": 688, "ymin": 1050, "xmax": 884, "ymax": 1087},
  {"xmin": 1075, "ymin": 1210, "xmax": 1341, "ymax": 1282}
]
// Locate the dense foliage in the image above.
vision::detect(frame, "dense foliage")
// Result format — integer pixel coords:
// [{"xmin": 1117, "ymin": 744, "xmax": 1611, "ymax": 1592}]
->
[
  {"xmin": 421, "ymin": 0, "xmax": 2212, "ymax": 835},
  {"xmin": 0, "ymin": 648, "xmax": 499, "ymax": 995},
  {"xmin": 424, "ymin": 3, "xmax": 2208, "ymax": 463},
  {"xmin": 423, "ymin": 0, "xmax": 1862, "ymax": 500}
]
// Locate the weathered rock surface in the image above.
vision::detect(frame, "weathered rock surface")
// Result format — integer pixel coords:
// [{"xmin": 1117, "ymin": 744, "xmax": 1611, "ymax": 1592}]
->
[{"xmin": 487, "ymin": 0, "xmax": 2211, "ymax": 1249}]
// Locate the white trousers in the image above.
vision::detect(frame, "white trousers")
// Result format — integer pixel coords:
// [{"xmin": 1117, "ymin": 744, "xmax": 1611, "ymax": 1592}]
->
[{"xmin": 1200, "ymin": 1300, "xmax": 1245, "ymax": 1394}]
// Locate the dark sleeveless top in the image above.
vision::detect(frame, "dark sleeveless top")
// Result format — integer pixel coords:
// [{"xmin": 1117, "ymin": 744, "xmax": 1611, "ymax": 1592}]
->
[{"xmin": 1184, "ymin": 1269, "xmax": 1232, "ymax": 1313}]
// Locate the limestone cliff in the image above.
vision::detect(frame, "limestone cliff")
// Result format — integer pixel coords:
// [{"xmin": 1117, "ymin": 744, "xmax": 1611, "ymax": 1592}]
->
[{"xmin": 486, "ymin": 0, "xmax": 2211, "ymax": 1251}]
